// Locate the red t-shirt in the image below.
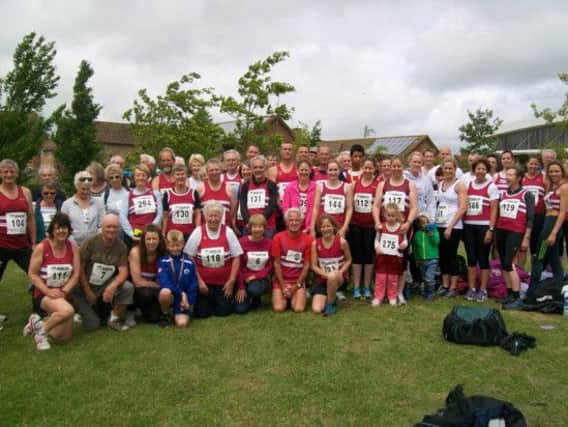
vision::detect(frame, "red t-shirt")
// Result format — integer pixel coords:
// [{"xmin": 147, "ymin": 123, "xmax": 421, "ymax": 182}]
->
[{"xmin": 271, "ymin": 231, "xmax": 313, "ymax": 285}]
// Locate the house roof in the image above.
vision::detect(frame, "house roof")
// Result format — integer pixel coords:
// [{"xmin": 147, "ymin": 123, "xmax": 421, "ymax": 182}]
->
[
  {"xmin": 95, "ymin": 121, "xmax": 136, "ymax": 146},
  {"xmin": 494, "ymin": 117, "xmax": 554, "ymax": 136},
  {"xmin": 322, "ymin": 135, "xmax": 436, "ymax": 156}
]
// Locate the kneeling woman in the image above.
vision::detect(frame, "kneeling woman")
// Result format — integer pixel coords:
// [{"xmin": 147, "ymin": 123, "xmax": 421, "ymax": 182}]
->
[
  {"xmin": 129, "ymin": 224, "xmax": 166, "ymax": 323},
  {"xmin": 184, "ymin": 202, "xmax": 243, "ymax": 318},
  {"xmin": 310, "ymin": 215, "xmax": 352, "ymax": 315},
  {"xmin": 27, "ymin": 213, "xmax": 80, "ymax": 350},
  {"xmin": 235, "ymin": 214, "xmax": 273, "ymax": 314}
]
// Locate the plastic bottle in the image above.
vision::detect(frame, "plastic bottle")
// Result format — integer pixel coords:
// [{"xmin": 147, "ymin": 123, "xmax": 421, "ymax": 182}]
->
[{"xmin": 562, "ymin": 286, "xmax": 568, "ymax": 317}]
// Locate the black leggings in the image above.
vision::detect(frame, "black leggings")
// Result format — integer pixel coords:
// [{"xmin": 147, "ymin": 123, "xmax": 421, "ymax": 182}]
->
[
  {"xmin": 194, "ymin": 285, "xmax": 234, "ymax": 318},
  {"xmin": 133, "ymin": 287, "xmax": 161, "ymax": 323},
  {"xmin": 463, "ymin": 224, "xmax": 491, "ymax": 269},
  {"xmin": 494, "ymin": 229, "xmax": 523, "ymax": 272},
  {"xmin": 0, "ymin": 247, "xmax": 32, "ymax": 281},
  {"xmin": 530, "ymin": 214, "xmax": 545, "ymax": 255},
  {"xmin": 438, "ymin": 227, "xmax": 462, "ymax": 276},
  {"xmin": 530, "ymin": 216, "xmax": 564, "ymax": 286},
  {"xmin": 348, "ymin": 224, "xmax": 376, "ymax": 265}
]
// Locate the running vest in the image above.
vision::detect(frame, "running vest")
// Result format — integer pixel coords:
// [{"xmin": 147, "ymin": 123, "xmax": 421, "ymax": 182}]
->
[
  {"xmin": 275, "ymin": 163, "xmax": 297, "ymax": 201},
  {"xmin": 157, "ymin": 173, "xmax": 175, "ymax": 196},
  {"xmin": 352, "ymin": 178, "xmax": 377, "ymax": 228},
  {"xmin": 464, "ymin": 180, "xmax": 492, "ymax": 225},
  {"xmin": 223, "ymin": 172, "xmax": 241, "ymax": 198},
  {"xmin": 128, "ymin": 189, "xmax": 158, "ymax": 233},
  {"xmin": 319, "ymin": 181, "xmax": 347, "ymax": 228},
  {"xmin": 165, "ymin": 188, "xmax": 197, "ymax": 236},
  {"xmin": 494, "ymin": 172, "xmax": 508, "ymax": 196},
  {"xmin": 140, "ymin": 258, "xmax": 158, "ymax": 281},
  {"xmin": 344, "ymin": 169, "xmax": 362, "ymax": 184},
  {"xmin": 312, "ymin": 168, "xmax": 327, "ymax": 185},
  {"xmin": 246, "ymin": 179, "xmax": 275, "ymax": 228},
  {"xmin": 201, "ymin": 181, "xmax": 231, "ymax": 225},
  {"xmin": 436, "ymin": 180, "xmax": 462, "ymax": 229},
  {"xmin": 35, "ymin": 239, "xmax": 74, "ymax": 298},
  {"xmin": 316, "ymin": 235, "xmax": 345, "ymax": 275},
  {"xmin": 239, "ymin": 236, "xmax": 271, "ymax": 277},
  {"xmin": 0, "ymin": 185, "xmax": 30, "ymax": 249},
  {"xmin": 522, "ymin": 173, "xmax": 545, "ymax": 215},
  {"xmin": 377, "ymin": 222, "xmax": 404, "ymax": 258},
  {"xmin": 382, "ymin": 178, "xmax": 410, "ymax": 222},
  {"xmin": 195, "ymin": 224, "xmax": 232, "ymax": 285},
  {"xmin": 496, "ymin": 189, "xmax": 528, "ymax": 233},
  {"xmin": 544, "ymin": 188, "xmax": 561, "ymax": 211}
]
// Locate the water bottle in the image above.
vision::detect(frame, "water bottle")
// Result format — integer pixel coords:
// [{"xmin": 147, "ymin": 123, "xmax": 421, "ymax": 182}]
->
[{"xmin": 563, "ymin": 286, "xmax": 568, "ymax": 317}]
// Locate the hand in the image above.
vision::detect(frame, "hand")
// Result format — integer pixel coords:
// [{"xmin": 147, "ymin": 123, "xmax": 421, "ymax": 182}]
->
[
  {"xmin": 46, "ymin": 288, "xmax": 65, "ymax": 299},
  {"xmin": 376, "ymin": 246, "xmax": 383, "ymax": 256},
  {"xmin": 546, "ymin": 233, "xmax": 557, "ymax": 247},
  {"xmin": 399, "ymin": 241, "xmax": 408, "ymax": 251},
  {"xmin": 223, "ymin": 279, "xmax": 235, "ymax": 298},
  {"xmin": 484, "ymin": 230, "xmax": 493, "ymax": 245},
  {"xmin": 400, "ymin": 222, "xmax": 409, "ymax": 234},
  {"xmin": 282, "ymin": 283, "xmax": 292, "ymax": 298},
  {"xmin": 235, "ymin": 289, "xmax": 247, "ymax": 304},
  {"xmin": 198, "ymin": 279, "xmax": 208, "ymax": 295},
  {"xmin": 375, "ymin": 223, "xmax": 383, "ymax": 232},
  {"xmin": 521, "ymin": 236, "xmax": 529, "ymax": 252},
  {"xmin": 338, "ymin": 227, "xmax": 347, "ymax": 238},
  {"xmin": 443, "ymin": 227, "xmax": 452, "ymax": 240},
  {"xmin": 85, "ymin": 287, "xmax": 97, "ymax": 306},
  {"xmin": 180, "ymin": 293, "xmax": 189, "ymax": 311},
  {"xmin": 102, "ymin": 285, "xmax": 116, "ymax": 304}
]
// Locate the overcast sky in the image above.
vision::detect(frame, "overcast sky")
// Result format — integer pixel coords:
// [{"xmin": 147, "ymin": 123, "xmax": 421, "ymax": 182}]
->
[{"xmin": 1, "ymin": 1, "xmax": 567, "ymax": 148}]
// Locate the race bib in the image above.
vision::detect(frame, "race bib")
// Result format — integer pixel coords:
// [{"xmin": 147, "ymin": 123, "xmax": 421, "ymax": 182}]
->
[
  {"xmin": 436, "ymin": 203, "xmax": 449, "ymax": 224},
  {"xmin": 500, "ymin": 199, "xmax": 519, "ymax": 219},
  {"xmin": 324, "ymin": 194, "xmax": 345, "ymax": 214},
  {"xmin": 467, "ymin": 196, "xmax": 483, "ymax": 216},
  {"xmin": 284, "ymin": 249, "xmax": 303, "ymax": 265},
  {"xmin": 277, "ymin": 182, "xmax": 289, "ymax": 201},
  {"xmin": 134, "ymin": 195, "xmax": 156, "ymax": 215},
  {"xmin": 89, "ymin": 263, "xmax": 116, "ymax": 286},
  {"xmin": 384, "ymin": 191, "xmax": 405, "ymax": 212},
  {"xmin": 247, "ymin": 189, "xmax": 265, "ymax": 209},
  {"xmin": 46, "ymin": 264, "xmax": 73, "ymax": 288},
  {"xmin": 246, "ymin": 251, "xmax": 269, "ymax": 271},
  {"xmin": 201, "ymin": 247, "xmax": 225, "ymax": 268},
  {"xmin": 299, "ymin": 193, "xmax": 308, "ymax": 216},
  {"xmin": 6, "ymin": 212, "xmax": 26, "ymax": 235},
  {"xmin": 380, "ymin": 234, "xmax": 400, "ymax": 256},
  {"xmin": 354, "ymin": 193, "xmax": 372, "ymax": 213},
  {"xmin": 171, "ymin": 203, "xmax": 193, "ymax": 225},
  {"xmin": 319, "ymin": 258, "xmax": 339, "ymax": 273}
]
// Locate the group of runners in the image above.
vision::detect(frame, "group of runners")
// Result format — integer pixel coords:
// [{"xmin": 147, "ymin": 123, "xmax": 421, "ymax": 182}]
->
[{"xmin": 1, "ymin": 141, "xmax": 567, "ymax": 350}]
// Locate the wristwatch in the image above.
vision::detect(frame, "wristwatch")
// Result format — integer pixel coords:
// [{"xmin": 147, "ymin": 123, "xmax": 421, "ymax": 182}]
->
[{"xmin": 296, "ymin": 283, "xmax": 304, "ymax": 289}]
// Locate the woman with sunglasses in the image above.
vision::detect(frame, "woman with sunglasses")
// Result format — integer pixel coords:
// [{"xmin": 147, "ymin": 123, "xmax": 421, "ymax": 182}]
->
[
  {"xmin": 61, "ymin": 170, "xmax": 105, "ymax": 246},
  {"xmin": 34, "ymin": 182, "xmax": 63, "ymax": 241},
  {"xmin": 102, "ymin": 164, "xmax": 131, "ymax": 234}
]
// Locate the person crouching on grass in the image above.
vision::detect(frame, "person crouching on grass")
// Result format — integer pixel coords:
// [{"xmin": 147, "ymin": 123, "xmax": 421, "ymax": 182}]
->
[
  {"xmin": 157, "ymin": 230, "xmax": 198, "ymax": 328},
  {"xmin": 373, "ymin": 203, "xmax": 408, "ymax": 307},
  {"xmin": 310, "ymin": 215, "xmax": 352, "ymax": 316}
]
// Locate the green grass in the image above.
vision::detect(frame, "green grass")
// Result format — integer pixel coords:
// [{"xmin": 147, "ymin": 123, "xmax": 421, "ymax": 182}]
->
[{"xmin": 1, "ymin": 264, "xmax": 568, "ymax": 426}]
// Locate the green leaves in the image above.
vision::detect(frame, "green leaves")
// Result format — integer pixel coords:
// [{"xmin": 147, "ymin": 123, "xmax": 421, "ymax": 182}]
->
[
  {"xmin": 458, "ymin": 108, "xmax": 503, "ymax": 155},
  {"xmin": 532, "ymin": 72, "xmax": 568, "ymax": 132}
]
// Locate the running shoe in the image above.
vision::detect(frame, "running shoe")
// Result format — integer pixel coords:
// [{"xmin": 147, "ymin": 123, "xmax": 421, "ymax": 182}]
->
[
  {"xmin": 436, "ymin": 286, "xmax": 450, "ymax": 297},
  {"xmin": 363, "ymin": 287, "xmax": 373, "ymax": 300},
  {"xmin": 0, "ymin": 314, "xmax": 7, "ymax": 323},
  {"xmin": 371, "ymin": 298, "xmax": 381, "ymax": 307},
  {"xmin": 108, "ymin": 318, "xmax": 128, "ymax": 331},
  {"xmin": 158, "ymin": 313, "xmax": 172, "ymax": 328},
  {"xmin": 23, "ymin": 313, "xmax": 41, "ymax": 337},
  {"xmin": 353, "ymin": 288, "xmax": 362, "ymax": 300},
  {"xmin": 397, "ymin": 293, "xmax": 407, "ymax": 305},
  {"xmin": 444, "ymin": 289, "xmax": 458, "ymax": 298},
  {"xmin": 34, "ymin": 331, "xmax": 51, "ymax": 351},
  {"xmin": 336, "ymin": 291, "xmax": 347, "ymax": 301},
  {"xmin": 503, "ymin": 298, "xmax": 524, "ymax": 311},
  {"xmin": 389, "ymin": 299, "xmax": 398, "ymax": 306},
  {"xmin": 476, "ymin": 289, "xmax": 488, "ymax": 303},
  {"xmin": 464, "ymin": 288, "xmax": 477, "ymax": 301},
  {"xmin": 324, "ymin": 303, "xmax": 337, "ymax": 316},
  {"xmin": 124, "ymin": 311, "xmax": 137, "ymax": 328}
]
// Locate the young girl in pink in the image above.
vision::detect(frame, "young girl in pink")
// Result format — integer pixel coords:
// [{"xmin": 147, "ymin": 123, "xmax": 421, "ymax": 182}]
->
[{"xmin": 373, "ymin": 203, "xmax": 408, "ymax": 306}]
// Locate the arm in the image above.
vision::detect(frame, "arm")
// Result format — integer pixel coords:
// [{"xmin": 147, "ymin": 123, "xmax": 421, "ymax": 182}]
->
[
  {"xmin": 372, "ymin": 182, "xmax": 384, "ymax": 231},
  {"xmin": 424, "ymin": 180, "xmax": 436, "ymax": 222},
  {"xmin": 193, "ymin": 190, "xmax": 202, "ymax": 227},
  {"xmin": 310, "ymin": 240, "xmax": 326, "ymax": 277},
  {"xmin": 152, "ymin": 190, "xmax": 163, "ymax": 226},
  {"xmin": 546, "ymin": 185, "xmax": 568, "ymax": 246},
  {"xmin": 162, "ymin": 192, "xmax": 169, "ymax": 236},
  {"xmin": 226, "ymin": 184, "xmax": 237, "ymax": 231},
  {"xmin": 157, "ymin": 259, "xmax": 181, "ymax": 298},
  {"xmin": 446, "ymin": 182, "xmax": 467, "ymax": 233},
  {"xmin": 521, "ymin": 191, "xmax": 534, "ymax": 251},
  {"xmin": 121, "ymin": 198, "xmax": 135, "ymax": 239},
  {"xmin": 264, "ymin": 181, "xmax": 279, "ymax": 220},
  {"xmin": 339, "ymin": 237, "xmax": 352, "ymax": 276},
  {"xmin": 224, "ymin": 255, "xmax": 240, "ymax": 298},
  {"xmin": 24, "ymin": 187, "xmax": 36, "ymax": 246},
  {"xmin": 102, "ymin": 265, "xmax": 129, "ymax": 303},
  {"xmin": 310, "ymin": 184, "xmax": 322, "ymax": 236},
  {"xmin": 340, "ymin": 184, "xmax": 353, "ymax": 237},
  {"xmin": 28, "ymin": 244, "xmax": 58, "ymax": 298},
  {"xmin": 267, "ymin": 166, "xmax": 277, "ymax": 182},
  {"xmin": 239, "ymin": 181, "xmax": 249, "ymax": 224},
  {"xmin": 151, "ymin": 176, "xmax": 160, "ymax": 192},
  {"xmin": 62, "ymin": 242, "xmax": 81, "ymax": 296},
  {"xmin": 403, "ymin": 181, "xmax": 418, "ymax": 233}
]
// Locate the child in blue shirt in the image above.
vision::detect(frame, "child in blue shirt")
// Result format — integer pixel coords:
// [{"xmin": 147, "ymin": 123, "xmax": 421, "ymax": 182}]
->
[{"xmin": 157, "ymin": 230, "xmax": 198, "ymax": 327}]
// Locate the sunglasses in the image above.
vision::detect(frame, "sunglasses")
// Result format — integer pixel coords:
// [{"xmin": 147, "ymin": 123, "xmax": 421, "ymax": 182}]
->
[
  {"xmin": 79, "ymin": 177, "xmax": 93, "ymax": 183},
  {"xmin": 42, "ymin": 191, "xmax": 56, "ymax": 196},
  {"xmin": 108, "ymin": 175, "xmax": 121, "ymax": 180}
]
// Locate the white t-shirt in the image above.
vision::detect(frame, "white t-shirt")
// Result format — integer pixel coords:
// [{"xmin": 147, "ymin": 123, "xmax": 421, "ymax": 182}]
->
[{"xmin": 184, "ymin": 226, "xmax": 243, "ymax": 258}]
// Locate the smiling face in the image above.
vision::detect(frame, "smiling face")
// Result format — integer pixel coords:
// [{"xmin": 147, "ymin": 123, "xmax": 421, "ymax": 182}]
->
[
  {"xmin": 501, "ymin": 152, "xmax": 514, "ymax": 169},
  {"xmin": 296, "ymin": 146, "xmax": 310, "ymax": 163},
  {"xmin": 102, "ymin": 215, "xmax": 120, "ymax": 243},
  {"xmin": 474, "ymin": 162, "xmax": 488, "ymax": 182},
  {"xmin": 250, "ymin": 222, "xmax": 265, "ymax": 240},
  {"xmin": 390, "ymin": 159, "xmax": 403, "ymax": 178},
  {"xmin": 174, "ymin": 169, "xmax": 187, "ymax": 187},
  {"xmin": 0, "ymin": 165, "xmax": 18, "ymax": 185},
  {"xmin": 527, "ymin": 157, "xmax": 540, "ymax": 175},
  {"xmin": 297, "ymin": 162, "xmax": 311, "ymax": 183},
  {"xmin": 443, "ymin": 161, "xmax": 456, "ymax": 181},
  {"xmin": 134, "ymin": 169, "xmax": 148, "ymax": 190},
  {"xmin": 362, "ymin": 159, "xmax": 374, "ymax": 179},
  {"xmin": 167, "ymin": 240, "xmax": 184, "ymax": 257},
  {"xmin": 351, "ymin": 151, "xmax": 364, "ymax": 169},
  {"xmin": 547, "ymin": 163, "xmax": 564, "ymax": 185},
  {"xmin": 52, "ymin": 224, "xmax": 70, "ymax": 243},
  {"xmin": 319, "ymin": 218, "xmax": 335, "ymax": 238},
  {"xmin": 280, "ymin": 143, "xmax": 293, "ymax": 162},
  {"xmin": 205, "ymin": 207, "xmax": 222, "ymax": 231},
  {"xmin": 505, "ymin": 167, "xmax": 519, "ymax": 187},
  {"xmin": 160, "ymin": 151, "xmax": 175, "ymax": 174},
  {"xmin": 224, "ymin": 153, "xmax": 239, "ymax": 173},
  {"xmin": 144, "ymin": 231, "xmax": 160, "ymax": 253},
  {"xmin": 206, "ymin": 162, "xmax": 222, "ymax": 183},
  {"xmin": 409, "ymin": 155, "xmax": 422, "ymax": 174},
  {"xmin": 327, "ymin": 161, "xmax": 340, "ymax": 181},
  {"xmin": 252, "ymin": 159, "xmax": 266, "ymax": 181},
  {"xmin": 285, "ymin": 211, "xmax": 302, "ymax": 233}
]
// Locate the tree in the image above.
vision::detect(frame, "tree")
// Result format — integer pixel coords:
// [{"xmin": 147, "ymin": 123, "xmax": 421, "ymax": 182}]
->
[
  {"xmin": 363, "ymin": 124, "xmax": 375, "ymax": 137},
  {"xmin": 458, "ymin": 108, "xmax": 503, "ymax": 155},
  {"xmin": 53, "ymin": 60, "xmax": 102, "ymax": 192},
  {"xmin": 293, "ymin": 120, "xmax": 322, "ymax": 149},
  {"xmin": 123, "ymin": 72, "xmax": 224, "ymax": 161},
  {"xmin": 219, "ymin": 51, "xmax": 295, "ymax": 153},
  {"xmin": 0, "ymin": 32, "xmax": 60, "ymax": 170},
  {"xmin": 532, "ymin": 73, "xmax": 568, "ymax": 131}
]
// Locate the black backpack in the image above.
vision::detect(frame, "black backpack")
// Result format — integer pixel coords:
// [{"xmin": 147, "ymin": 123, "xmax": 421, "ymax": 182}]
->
[
  {"xmin": 415, "ymin": 385, "xmax": 527, "ymax": 427},
  {"xmin": 522, "ymin": 278, "xmax": 564, "ymax": 314},
  {"xmin": 443, "ymin": 306, "xmax": 508, "ymax": 347}
]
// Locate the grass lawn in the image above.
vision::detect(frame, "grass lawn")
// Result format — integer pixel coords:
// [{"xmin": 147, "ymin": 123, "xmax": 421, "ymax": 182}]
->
[{"xmin": 1, "ymin": 264, "xmax": 568, "ymax": 426}]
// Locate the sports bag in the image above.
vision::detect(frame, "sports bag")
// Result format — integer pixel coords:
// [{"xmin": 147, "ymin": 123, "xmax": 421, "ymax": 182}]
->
[
  {"xmin": 443, "ymin": 306, "xmax": 507, "ymax": 346},
  {"xmin": 415, "ymin": 385, "xmax": 527, "ymax": 427},
  {"xmin": 522, "ymin": 278, "xmax": 564, "ymax": 314}
]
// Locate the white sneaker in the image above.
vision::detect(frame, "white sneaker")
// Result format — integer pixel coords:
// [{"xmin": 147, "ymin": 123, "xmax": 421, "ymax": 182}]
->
[
  {"xmin": 23, "ymin": 313, "xmax": 41, "ymax": 336},
  {"xmin": 73, "ymin": 314, "xmax": 82, "ymax": 325},
  {"xmin": 108, "ymin": 318, "xmax": 128, "ymax": 331},
  {"xmin": 371, "ymin": 298, "xmax": 381, "ymax": 307},
  {"xmin": 34, "ymin": 331, "xmax": 51, "ymax": 351},
  {"xmin": 389, "ymin": 299, "xmax": 398, "ymax": 306},
  {"xmin": 124, "ymin": 311, "xmax": 137, "ymax": 328},
  {"xmin": 398, "ymin": 293, "xmax": 407, "ymax": 305},
  {"xmin": 336, "ymin": 291, "xmax": 347, "ymax": 301},
  {"xmin": 0, "ymin": 314, "xmax": 7, "ymax": 323}
]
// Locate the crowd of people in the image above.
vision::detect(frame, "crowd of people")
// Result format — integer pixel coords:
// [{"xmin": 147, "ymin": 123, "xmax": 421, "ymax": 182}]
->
[{"xmin": 1, "ymin": 142, "xmax": 567, "ymax": 351}]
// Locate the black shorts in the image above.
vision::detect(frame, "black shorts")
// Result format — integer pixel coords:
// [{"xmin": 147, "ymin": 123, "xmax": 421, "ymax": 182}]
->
[
  {"xmin": 0, "ymin": 246, "xmax": 32, "ymax": 281},
  {"xmin": 32, "ymin": 294, "xmax": 48, "ymax": 317},
  {"xmin": 311, "ymin": 284, "xmax": 327, "ymax": 296},
  {"xmin": 348, "ymin": 224, "xmax": 375, "ymax": 265}
]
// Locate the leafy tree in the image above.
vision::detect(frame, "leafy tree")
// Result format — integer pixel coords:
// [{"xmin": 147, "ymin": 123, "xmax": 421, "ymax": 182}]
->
[
  {"xmin": 458, "ymin": 108, "xmax": 503, "ymax": 155},
  {"xmin": 293, "ymin": 120, "xmax": 322, "ymax": 149},
  {"xmin": 0, "ymin": 32, "xmax": 60, "ymax": 170},
  {"xmin": 219, "ymin": 51, "xmax": 295, "ymax": 153},
  {"xmin": 532, "ymin": 73, "xmax": 568, "ymax": 131},
  {"xmin": 53, "ymin": 60, "xmax": 102, "ymax": 192},
  {"xmin": 123, "ymin": 72, "xmax": 224, "ymax": 161}
]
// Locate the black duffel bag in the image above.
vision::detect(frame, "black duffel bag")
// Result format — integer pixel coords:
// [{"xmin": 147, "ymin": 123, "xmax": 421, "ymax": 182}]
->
[{"xmin": 443, "ymin": 306, "xmax": 508, "ymax": 346}]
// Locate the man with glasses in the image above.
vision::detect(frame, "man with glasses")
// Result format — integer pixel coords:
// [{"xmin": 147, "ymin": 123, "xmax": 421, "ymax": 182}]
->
[{"xmin": 32, "ymin": 165, "xmax": 66, "ymax": 205}]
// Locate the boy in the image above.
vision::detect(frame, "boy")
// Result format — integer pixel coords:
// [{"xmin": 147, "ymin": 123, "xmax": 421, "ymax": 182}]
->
[{"xmin": 412, "ymin": 214, "xmax": 440, "ymax": 300}]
